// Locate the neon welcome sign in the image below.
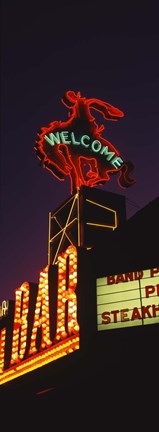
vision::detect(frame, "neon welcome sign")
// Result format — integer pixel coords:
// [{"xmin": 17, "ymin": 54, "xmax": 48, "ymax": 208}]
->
[
  {"xmin": 35, "ymin": 90, "xmax": 136, "ymax": 194},
  {"xmin": 0, "ymin": 245, "xmax": 79, "ymax": 385}
]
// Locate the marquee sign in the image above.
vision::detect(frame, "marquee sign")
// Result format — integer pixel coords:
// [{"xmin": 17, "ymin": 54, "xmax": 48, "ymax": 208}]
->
[
  {"xmin": 0, "ymin": 245, "xmax": 79, "ymax": 385},
  {"xmin": 35, "ymin": 90, "xmax": 136, "ymax": 194},
  {"xmin": 96, "ymin": 267, "xmax": 159, "ymax": 330}
]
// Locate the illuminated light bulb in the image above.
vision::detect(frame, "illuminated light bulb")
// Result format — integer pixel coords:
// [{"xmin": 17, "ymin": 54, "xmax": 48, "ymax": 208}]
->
[
  {"xmin": 57, "ymin": 308, "xmax": 63, "ymax": 314},
  {"xmin": 58, "ymin": 321, "xmax": 63, "ymax": 327},
  {"xmin": 41, "ymin": 343, "xmax": 45, "ymax": 348},
  {"xmin": 23, "ymin": 324, "xmax": 27, "ymax": 329},
  {"xmin": 34, "ymin": 320, "xmax": 40, "ymax": 327},
  {"xmin": 58, "ymin": 288, "xmax": 63, "ymax": 295},
  {"xmin": 45, "ymin": 334, "xmax": 50, "ymax": 341},
  {"xmin": 61, "ymin": 257, "xmax": 66, "ymax": 263},
  {"xmin": 70, "ymin": 253, "xmax": 74, "ymax": 259},
  {"xmin": 61, "ymin": 331, "xmax": 67, "ymax": 338},
  {"xmin": 73, "ymin": 278, "xmax": 77, "ymax": 284},
  {"xmin": 69, "ymin": 301, "xmax": 74, "ymax": 307},
  {"xmin": 41, "ymin": 271, "xmax": 47, "ymax": 277},
  {"xmin": 69, "ymin": 308, "xmax": 73, "ymax": 314}
]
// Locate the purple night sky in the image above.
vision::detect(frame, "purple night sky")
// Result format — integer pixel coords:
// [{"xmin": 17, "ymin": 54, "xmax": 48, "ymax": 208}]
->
[{"xmin": 1, "ymin": 1, "xmax": 159, "ymax": 303}]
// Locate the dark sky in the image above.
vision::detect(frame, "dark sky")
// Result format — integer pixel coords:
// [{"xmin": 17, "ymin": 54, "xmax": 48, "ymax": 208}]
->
[{"xmin": 0, "ymin": 1, "xmax": 159, "ymax": 303}]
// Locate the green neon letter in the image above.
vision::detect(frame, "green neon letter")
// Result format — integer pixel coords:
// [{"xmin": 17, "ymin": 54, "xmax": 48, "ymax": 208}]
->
[
  {"xmin": 81, "ymin": 135, "xmax": 90, "ymax": 147},
  {"xmin": 91, "ymin": 140, "xmax": 102, "ymax": 153},
  {"xmin": 71, "ymin": 132, "xmax": 80, "ymax": 145},
  {"xmin": 111, "ymin": 157, "xmax": 123, "ymax": 168},
  {"xmin": 44, "ymin": 132, "xmax": 60, "ymax": 146},
  {"xmin": 100, "ymin": 146, "xmax": 115, "ymax": 161},
  {"xmin": 60, "ymin": 131, "xmax": 71, "ymax": 144}
]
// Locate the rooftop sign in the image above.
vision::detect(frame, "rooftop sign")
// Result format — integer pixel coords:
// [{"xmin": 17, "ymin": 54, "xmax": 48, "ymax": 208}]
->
[{"xmin": 35, "ymin": 90, "xmax": 136, "ymax": 194}]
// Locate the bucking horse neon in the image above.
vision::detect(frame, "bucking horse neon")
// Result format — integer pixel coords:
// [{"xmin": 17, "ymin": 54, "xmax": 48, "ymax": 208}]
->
[{"xmin": 35, "ymin": 90, "xmax": 136, "ymax": 193}]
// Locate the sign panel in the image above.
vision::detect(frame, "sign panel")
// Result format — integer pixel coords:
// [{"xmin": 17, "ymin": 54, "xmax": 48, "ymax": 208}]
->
[{"xmin": 96, "ymin": 268, "xmax": 159, "ymax": 330}]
